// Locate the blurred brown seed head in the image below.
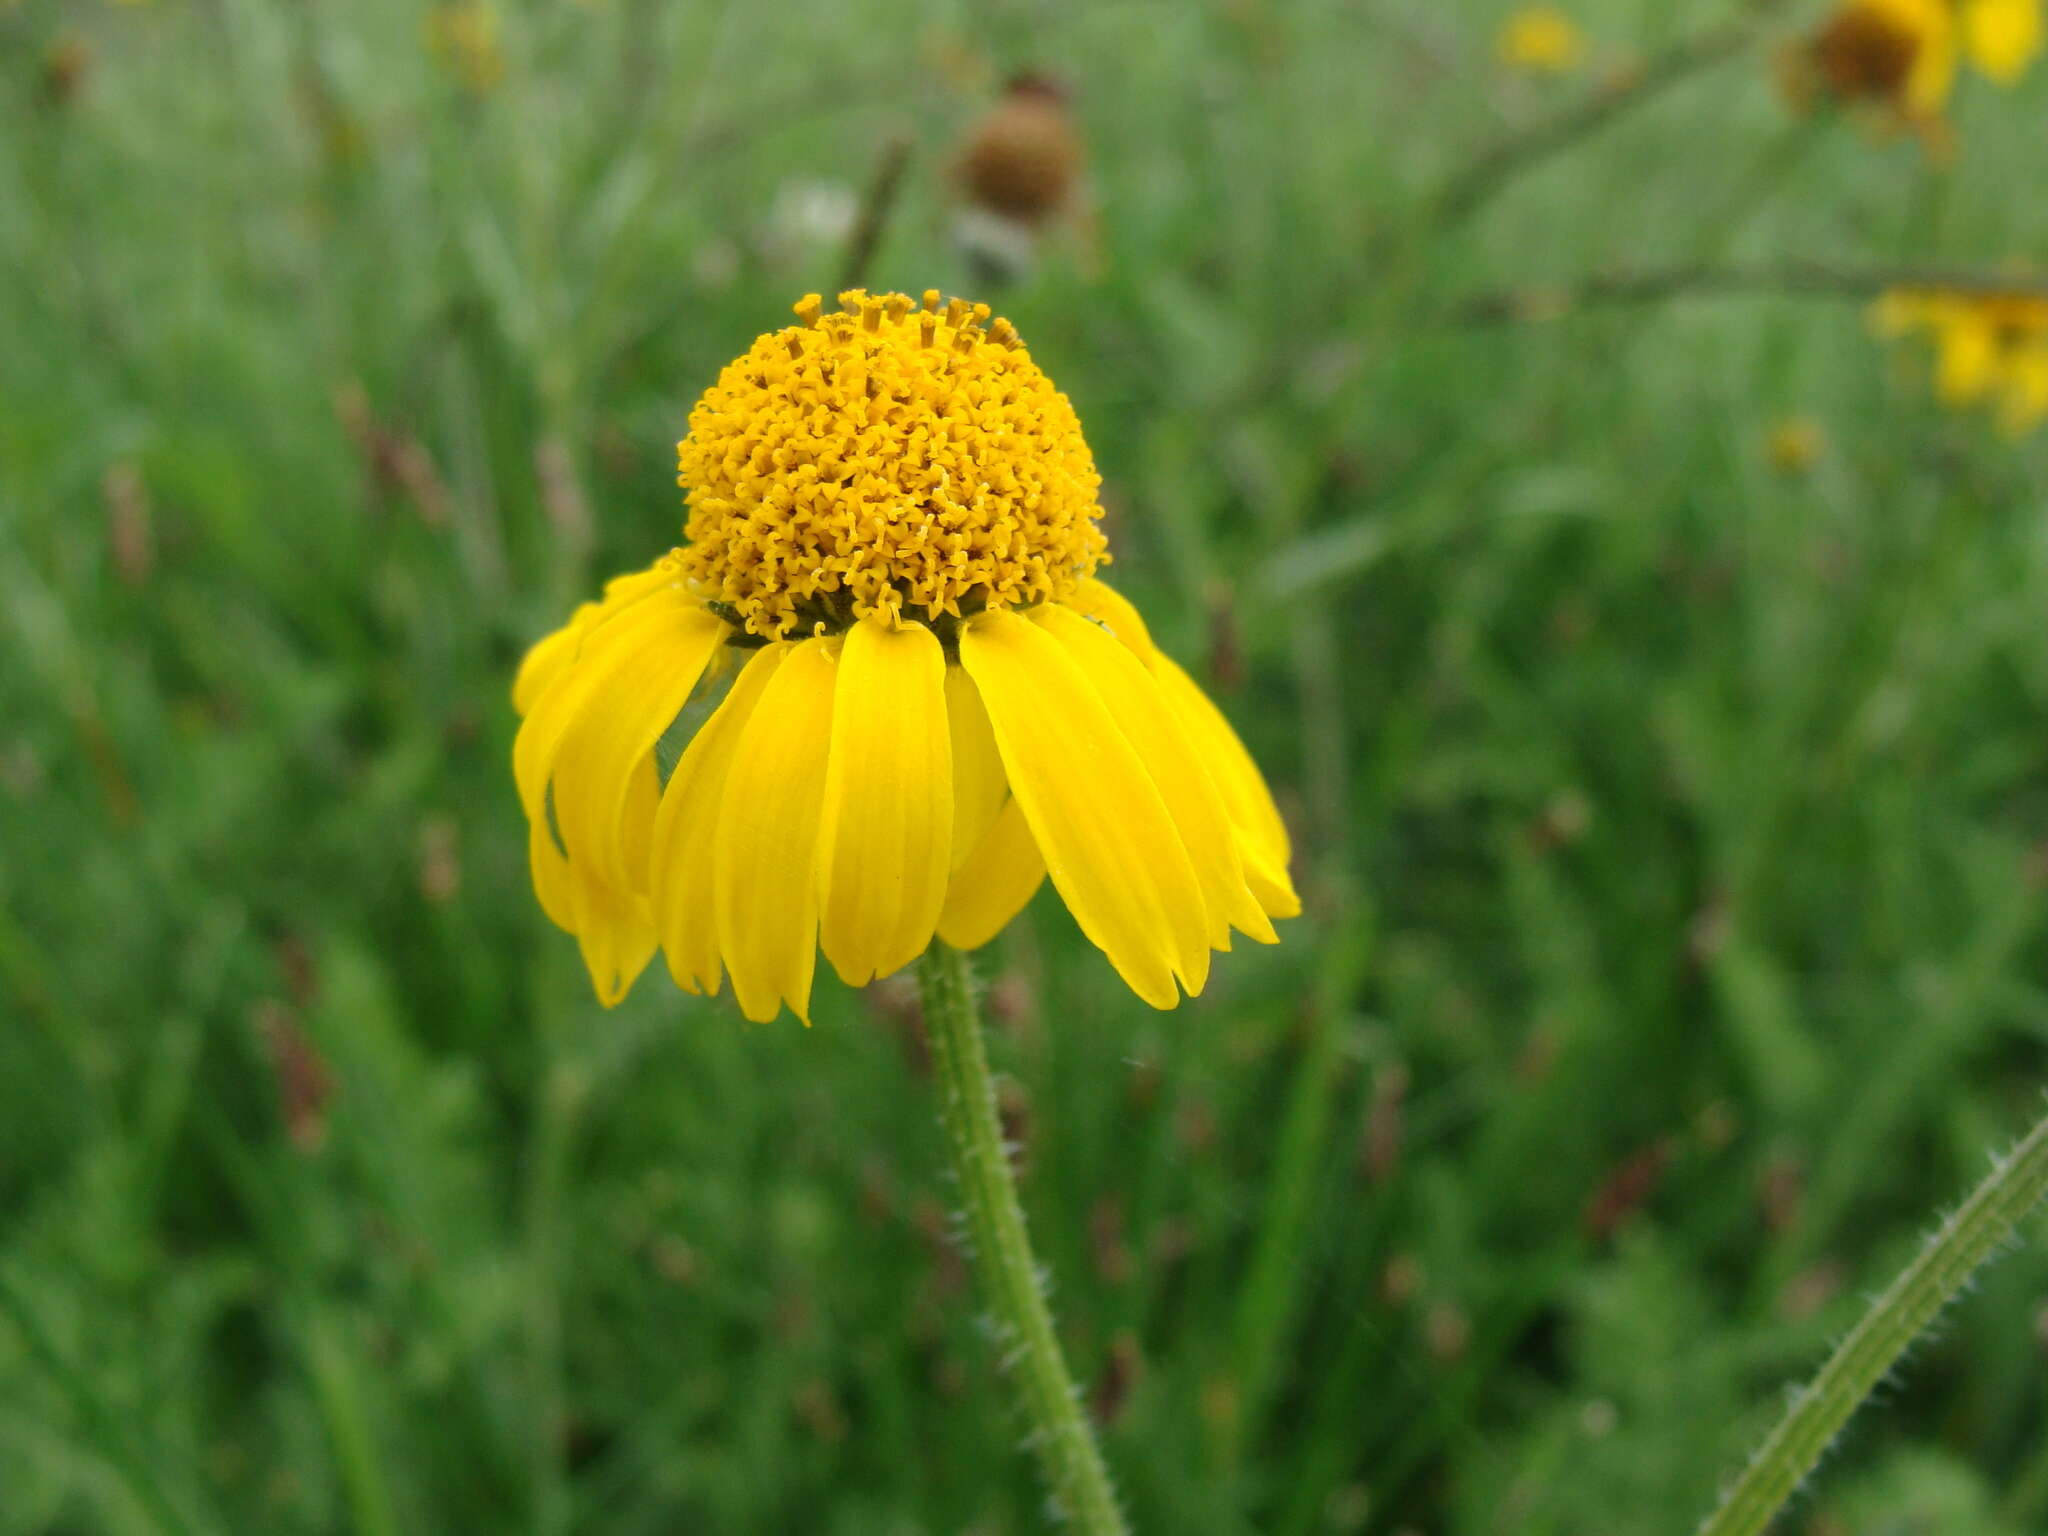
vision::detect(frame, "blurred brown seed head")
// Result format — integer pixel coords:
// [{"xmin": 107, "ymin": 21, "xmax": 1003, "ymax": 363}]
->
[
  {"xmin": 42, "ymin": 34, "xmax": 92, "ymax": 107},
  {"xmin": 1803, "ymin": 4, "xmax": 1921, "ymax": 104},
  {"xmin": 1783, "ymin": 0, "xmax": 1954, "ymax": 151},
  {"xmin": 956, "ymin": 73, "xmax": 1082, "ymax": 227}
]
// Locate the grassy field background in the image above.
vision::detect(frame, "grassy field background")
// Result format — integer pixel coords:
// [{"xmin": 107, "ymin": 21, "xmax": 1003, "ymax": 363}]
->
[{"xmin": 6, "ymin": 0, "xmax": 2048, "ymax": 1531}]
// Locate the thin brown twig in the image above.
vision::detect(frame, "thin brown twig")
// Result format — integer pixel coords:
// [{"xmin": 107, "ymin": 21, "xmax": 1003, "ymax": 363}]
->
[
  {"xmin": 1450, "ymin": 262, "xmax": 2048, "ymax": 325},
  {"xmin": 838, "ymin": 134, "xmax": 914, "ymax": 294},
  {"xmin": 1425, "ymin": 0, "xmax": 1789, "ymax": 235}
]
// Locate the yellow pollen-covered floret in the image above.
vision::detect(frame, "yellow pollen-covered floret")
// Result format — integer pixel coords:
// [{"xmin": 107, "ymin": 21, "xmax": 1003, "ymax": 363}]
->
[{"xmin": 675, "ymin": 290, "xmax": 1108, "ymax": 640}]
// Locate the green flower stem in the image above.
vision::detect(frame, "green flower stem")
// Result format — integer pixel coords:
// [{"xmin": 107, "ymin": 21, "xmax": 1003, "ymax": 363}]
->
[
  {"xmin": 914, "ymin": 941, "xmax": 1129, "ymax": 1536},
  {"xmin": 1699, "ymin": 1106, "xmax": 2048, "ymax": 1536}
]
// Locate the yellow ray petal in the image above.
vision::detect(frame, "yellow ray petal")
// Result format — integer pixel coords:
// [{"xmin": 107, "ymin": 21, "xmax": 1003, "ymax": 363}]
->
[
  {"xmin": 514, "ymin": 621, "xmax": 585, "ymax": 718},
  {"xmin": 714, "ymin": 638, "xmax": 839, "ymax": 1023},
  {"xmin": 1038, "ymin": 604, "xmax": 1275, "ymax": 948},
  {"xmin": 514, "ymin": 586, "xmax": 694, "ymax": 826},
  {"xmin": 946, "ymin": 665, "xmax": 1008, "ymax": 873},
  {"xmin": 511, "ymin": 559, "xmax": 677, "ymax": 714},
  {"xmin": 1069, "ymin": 577, "xmax": 1157, "ymax": 659},
  {"xmin": 936, "ymin": 797, "xmax": 1047, "ymax": 951},
  {"xmin": 816, "ymin": 619, "xmax": 953, "ymax": 986},
  {"xmin": 1935, "ymin": 313, "xmax": 1999, "ymax": 403},
  {"xmin": 650, "ymin": 642, "xmax": 784, "ymax": 997},
  {"xmin": 550, "ymin": 603, "xmax": 726, "ymax": 891},
  {"xmin": 567, "ymin": 859, "xmax": 658, "ymax": 1007},
  {"xmin": 959, "ymin": 608, "xmax": 1207, "ymax": 1008},
  {"xmin": 1965, "ymin": 0, "xmax": 2041, "ymax": 82},
  {"xmin": 529, "ymin": 816, "xmax": 576, "ymax": 931},
  {"xmin": 1147, "ymin": 649, "xmax": 1301, "ymax": 920}
]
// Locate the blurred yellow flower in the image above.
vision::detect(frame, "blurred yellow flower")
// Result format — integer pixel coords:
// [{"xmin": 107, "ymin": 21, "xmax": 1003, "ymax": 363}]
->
[
  {"xmin": 424, "ymin": 1, "xmax": 504, "ymax": 94},
  {"xmin": 1498, "ymin": 6, "xmax": 1583, "ymax": 72},
  {"xmin": 1874, "ymin": 288, "xmax": 2048, "ymax": 435},
  {"xmin": 1766, "ymin": 416, "xmax": 1827, "ymax": 474},
  {"xmin": 513, "ymin": 292, "xmax": 1298, "ymax": 1020},
  {"xmin": 1962, "ymin": 0, "xmax": 2044, "ymax": 82},
  {"xmin": 1790, "ymin": 0, "xmax": 2040, "ymax": 132},
  {"xmin": 1793, "ymin": 0, "xmax": 1957, "ymax": 125}
]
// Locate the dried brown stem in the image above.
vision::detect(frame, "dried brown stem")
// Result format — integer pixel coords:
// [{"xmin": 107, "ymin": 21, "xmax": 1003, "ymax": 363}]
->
[
  {"xmin": 838, "ymin": 135, "xmax": 914, "ymax": 294},
  {"xmin": 1426, "ymin": 0, "xmax": 1788, "ymax": 235}
]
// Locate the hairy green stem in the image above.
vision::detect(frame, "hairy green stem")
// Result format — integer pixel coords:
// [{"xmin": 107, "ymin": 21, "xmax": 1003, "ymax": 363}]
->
[
  {"xmin": 1698, "ymin": 1107, "xmax": 2048, "ymax": 1536},
  {"xmin": 914, "ymin": 942, "xmax": 1128, "ymax": 1535}
]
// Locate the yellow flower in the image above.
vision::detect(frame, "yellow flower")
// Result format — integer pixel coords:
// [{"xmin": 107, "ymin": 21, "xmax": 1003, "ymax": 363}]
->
[
  {"xmin": 513, "ymin": 292, "xmax": 1299, "ymax": 1021},
  {"xmin": 1497, "ymin": 6, "xmax": 1582, "ymax": 73},
  {"xmin": 424, "ymin": 2, "xmax": 504, "ymax": 94},
  {"xmin": 1765, "ymin": 416, "xmax": 1826, "ymax": 475},
  {"xmin": 1792, "ymin": 0, "xmax": 1957, "ymax": 126},
  {"xmin": 1874, "ymin": 287, "xmax": 2048, "ymax": 435},
  {"xmin": 1962, "ymin": 0, "xmax": 2044, "ymax": 83}
]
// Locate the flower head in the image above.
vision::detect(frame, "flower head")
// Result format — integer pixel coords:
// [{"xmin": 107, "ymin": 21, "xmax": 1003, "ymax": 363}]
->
[
  {"xmin": 425, "ymin": 1, "xmax": 504, "ymax": 94},
  {"xmin": 515, "ymin": 293, "xmax": 1299, "ymax": 1022},
  {"xmin": 1874, "ymin": 287, "xmax": 2048, "ymax": 435},
  {"xmin": 1765, "ymin": 416, "xmax": 1827, "ymax": 475},
  {"xmin": 1497, "ymin": 6, "xmax": 1583, "ymax": 73},
  {"xmin": 1787, "ymin": 0, "xmax": 2042, "ymax": 132},
  {"xmin": 955, "ymin": 75, "xmax": 1083, "ymax": 229},
  {"xmin": 1788, "ymin": 0, "xmax": 1957, "ymax": 128}
]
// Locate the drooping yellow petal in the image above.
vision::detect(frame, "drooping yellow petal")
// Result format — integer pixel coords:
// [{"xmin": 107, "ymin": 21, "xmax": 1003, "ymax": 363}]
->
[
  {"xmin": 816, "ymin": 618, "xmax": 952, "ymax": 986},
  {"xmin": 514, "ymin": 586, "xmax": 694, "ymax": 825},
  {"xmin": 1965, "ymin": 0, "xmax": 2042, "ymax": 83},
  {"xmin": 1998, "ymin": 344, "xmax": 2048, "ymax": 435},
  {"xmin": 946, "ymin": 665, "xmax": 1008, "ymax": 873},
  {"xmin": 549, "ymin": 602, "xmax": 725, "ymax": 890},
  {"xmin": 960, "ymin": 608, "xmax": 1207, "ymax": 1008},
  {"xmin": 1069, "ymin": 577, "xmax": 1156, "ymax": 659},
  {"xmin": 1037, "ymin": 605, "xmax": 1275, "ymax": 949},
  {"xmin": 529, "ymin": 816, "xmax": 577, "ymax": 931},
  {"xmin": 514, "ymin": 622, "xmax": 585, "ymax": 718},
  {"xmin": 1147, "ymin": 648, "xmax": 1301, "ymax": 920},
  {"xmin": 1904, "ymin": 4, "xmax": 1960, "ymax": 117},
  {"xmin": 649, "ymin": 643, "xmax": 784, "ymax": 997},
  {"xmin": 567, "ymin": 857, "xmax": 658, "ymax": 1007},
  {"xmin": 714, "ymin": 638, "xmax": 839, "ymax": 1023},
  {"xmin": 937, "ymin": 798, "xmax": 1047, "ymax": 951},
  {"xmin": 511, "ymin": 559, "xmax": 678, "ymax": 714},
  {"xmin": 1934, "ymin": 313, "xmax": 1999, "ymax": 404}
]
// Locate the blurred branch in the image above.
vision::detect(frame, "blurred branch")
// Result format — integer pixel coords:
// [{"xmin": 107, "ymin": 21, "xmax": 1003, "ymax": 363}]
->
[
  {"xmin": 838, "ymin": 135, "xmax": 914, "ymax": 293},
  {"xmin": 1451, "ymin": 262, "xmax": 2048, "ymax": 325},
  {"xmin": 1423, "ymin": 0, "xmax": 1789, "ymax": 235}
]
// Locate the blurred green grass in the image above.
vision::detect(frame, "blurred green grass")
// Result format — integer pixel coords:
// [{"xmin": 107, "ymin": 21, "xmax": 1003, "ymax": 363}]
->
[{"xmin": 4, "ymin": 0, "xmax": 2048, "ymax": 1531}]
